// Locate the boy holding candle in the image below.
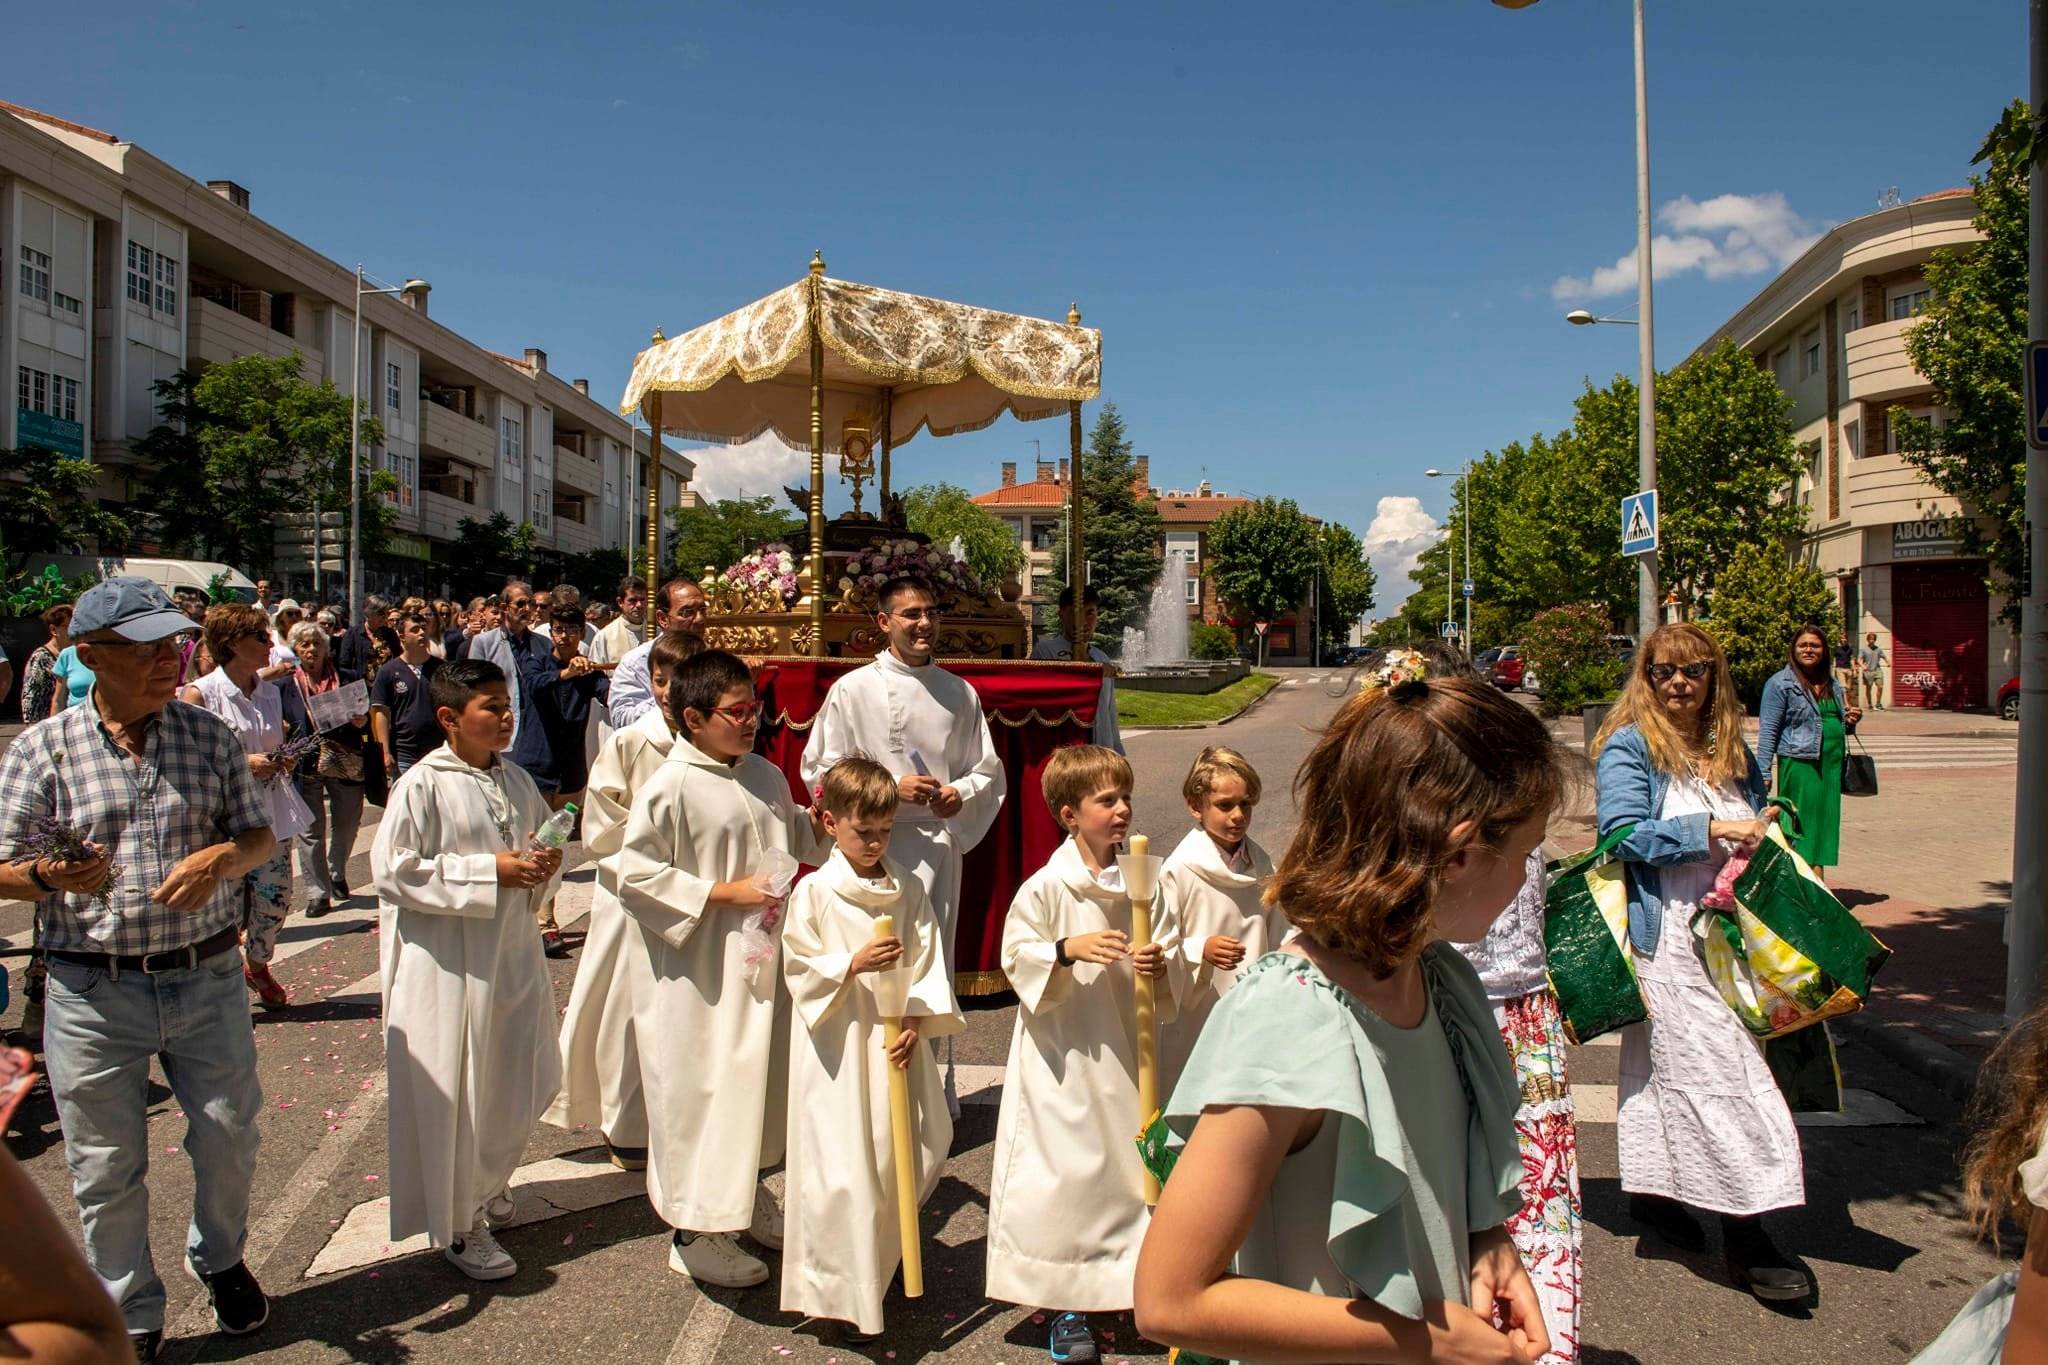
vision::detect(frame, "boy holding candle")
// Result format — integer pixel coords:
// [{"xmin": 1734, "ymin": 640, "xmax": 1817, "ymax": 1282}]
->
[
  {"xmin": 780, "ymin": 755, "xmax": 963, "ymax": 1341},
  {"xmin": 987, "ymin": 745, "xmax": 1185, "ymax": 1363},
  {"xmin": 615, "ymin": 649, "xmax": 831, "ymax": 1290}
]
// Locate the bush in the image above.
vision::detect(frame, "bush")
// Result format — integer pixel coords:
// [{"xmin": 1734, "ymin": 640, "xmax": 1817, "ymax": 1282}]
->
[
  {"xmin": 1189, "ymin": 622, "xmax": 1239, "ymax": 660},
  {"xmin": 1521, "ymin": 602, "xmax": 1618, "ymax": 717},
  {"xmin": 1702, "ymin": 542, "xmax": 1842, "ymax": 711}
]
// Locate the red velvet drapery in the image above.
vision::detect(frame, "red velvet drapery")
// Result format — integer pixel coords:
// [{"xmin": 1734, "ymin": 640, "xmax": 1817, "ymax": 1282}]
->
[{"xmin": 751, "ymin": 657, "xmax": 1103, "ymax": 994}]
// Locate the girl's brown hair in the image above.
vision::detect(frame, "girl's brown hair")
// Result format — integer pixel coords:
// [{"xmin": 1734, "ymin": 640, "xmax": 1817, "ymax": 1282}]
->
[
  {"xmin": 1593, "ymin": 622, "xmax": 1748, "ymax": 787},
  {"xmin": 1963, "ymin": 1000, "xmax": 2048, "ymax": 1242},
  {"xmin": 201, "ymin": 603, "xmax": 275, "ymax": 668},
  {"xmin": 1272, "ymin": 674, "xmax": 1567, "ymax": 977}
]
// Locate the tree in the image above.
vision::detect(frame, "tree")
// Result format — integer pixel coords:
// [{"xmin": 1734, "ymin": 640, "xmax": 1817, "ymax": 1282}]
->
[
  {"xmin": 447, "ymin": 513, "xmax": 541, "ymax": 597},
  {"xmin": 0, "ymin": 445, "xmax": 131, "ymax": 577},
  {"xmin": 133, "ymin": 357, "xmax": 392, "ymax": 573},
  {"xmin": 555, "ymin": 546, "xmax": 630, "ymax": 600},
  {"xmin": 1521, "ymin": 602, "xmax": 1622, "ymax": 717},
  {"xmin": 1896, "ymin": 99, "xmax": 2031, "ymax": 623},
  {"xmin": 1702, "ymin": 541, "xmax": 1841, "ymax": 710},
  {"xmin": 1207, "ymin": 497, "xmax": 1321, "ymax": 666},
  {"xmin": 1040, "ymin": 403, "xmax": 1165, "ymax": 645},
  {"xmin": 1314, "ymin": 522, "xmax": 1377, "ymax": 655},
  {"xmin": 899, "ymin": 482, "xmax": 1026, "ymax": 587},
  {"xmin": 666, "ymin": 495, "xmax": 803, "ymax": 579}
]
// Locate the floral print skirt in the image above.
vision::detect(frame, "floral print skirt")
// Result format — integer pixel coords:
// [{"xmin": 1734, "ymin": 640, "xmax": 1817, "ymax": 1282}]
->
[{"xmin": 1497, "ymin": 988, "xmax": 1583, "ymax": 1364}]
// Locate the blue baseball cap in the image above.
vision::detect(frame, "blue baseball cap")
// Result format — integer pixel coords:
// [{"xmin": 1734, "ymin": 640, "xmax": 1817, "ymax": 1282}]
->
[{"xmin": 69, "ymin": 576, "xmax": 197, "ymax": 642}]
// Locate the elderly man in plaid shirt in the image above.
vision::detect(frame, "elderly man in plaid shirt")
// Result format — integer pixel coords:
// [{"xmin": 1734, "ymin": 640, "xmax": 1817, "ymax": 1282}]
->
[{"xmin": 0, "ymin": 577, "xmax": 280, "ymax": 1363}]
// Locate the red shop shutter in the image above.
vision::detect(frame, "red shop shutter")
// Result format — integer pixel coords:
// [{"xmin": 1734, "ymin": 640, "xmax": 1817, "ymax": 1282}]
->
[{"xmin": 1892, "ymin": 563, "xmax": 1988, "ymax": 709}]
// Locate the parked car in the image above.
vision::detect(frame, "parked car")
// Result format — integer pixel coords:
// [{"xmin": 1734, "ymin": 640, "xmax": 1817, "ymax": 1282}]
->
[
  {"xmin": 1491, "ymin": 646, "xmax": 1526, "ymax": 691},
  {"xmin": 2001, "ymin": 675, "xmax": 2020, "ymax": 721},
  {"xmin": 1475, "ymin": 646, "xmax": 1503, "ymax": 674}
]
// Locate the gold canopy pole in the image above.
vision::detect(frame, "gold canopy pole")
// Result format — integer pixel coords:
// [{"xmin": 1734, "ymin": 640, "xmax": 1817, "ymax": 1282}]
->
[
  {"xmin": 643, "ymin": 360, "xmax": 663, "ymax": 637},
  {"xmin": 807, "ymin": 252, "xmax": 828, "ymax": 657},
  {"xmin": 1066, "ymin": 302, "xmax": 1085, "ymax": 618},
  {"xmin": 879, "ymin": 386, "xmax": 894, "ymax": 508}
]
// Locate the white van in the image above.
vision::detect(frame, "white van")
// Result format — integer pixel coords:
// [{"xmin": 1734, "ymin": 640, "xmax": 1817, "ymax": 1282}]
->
[{"xmin": 22, "ymin": 555, "xmax": 258, "ymax": 604}]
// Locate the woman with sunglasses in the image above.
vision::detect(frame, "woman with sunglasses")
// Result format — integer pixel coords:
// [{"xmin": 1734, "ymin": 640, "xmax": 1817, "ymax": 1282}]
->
[
  {"xmin": 1756, "ymin": 624, "xmax": 1862, "ymax": 878},
  {"xmin": 1591, "ymin": 624, "xmax": 1812, "ymax": 1305}
]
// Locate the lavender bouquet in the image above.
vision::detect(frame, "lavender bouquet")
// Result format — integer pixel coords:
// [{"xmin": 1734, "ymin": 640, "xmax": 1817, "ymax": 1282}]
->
[
  {"xmin": 271, "ymin": 728, "xmax": 322, "ymax": 781},
  {"xmin": 19, "ymin": 814, "xmax": 122, "ymax": 919}
]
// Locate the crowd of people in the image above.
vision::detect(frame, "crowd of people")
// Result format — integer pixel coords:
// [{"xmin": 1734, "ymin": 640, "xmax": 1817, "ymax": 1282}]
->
[{"xmin": 1, "ymin": 568, "xmax": 2040, "ymax": 1365}]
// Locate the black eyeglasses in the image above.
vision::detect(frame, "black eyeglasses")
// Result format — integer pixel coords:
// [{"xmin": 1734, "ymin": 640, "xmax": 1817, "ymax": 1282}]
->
[{"xmin": 1648, "ymin": 662, "xmax": 1712, "ymax": 683}]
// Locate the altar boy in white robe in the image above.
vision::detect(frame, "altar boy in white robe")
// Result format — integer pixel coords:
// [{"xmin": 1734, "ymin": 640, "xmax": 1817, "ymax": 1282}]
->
[
  {"xmin": 987, "ymin": 745, "xmax": 1186, "ymax": 1364},
  {"xmin": 617, "ymin": 649, "xmax": 831, "ymax": 1291},
  {"xmin": 1029, "ymin": 584, "xmax": 1122, "ymax": 754},
  {"xmin": 800, "ymin": 575, "xmax": 1006, "ymax": 1106},
  {"xmin": 780, "ymin": 755, "xmax": 963, "ymax": 1341},
  {"xmin": 544, "ymin": 631, "xmax": 700, "ymax": 1171},
  {"xmin": 372, "ymin": 658, "xmax": 563, "ymax": 1282}
]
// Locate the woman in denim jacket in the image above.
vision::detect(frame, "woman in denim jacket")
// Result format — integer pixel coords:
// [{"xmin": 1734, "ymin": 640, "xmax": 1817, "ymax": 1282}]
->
[
  {"xmin": 1756, "ymin": 624, "xmax": 1862, "ymax": 875},
  {"xmin": 1592, "ymin": 624, "xmax": 1811, "ymax": 1305}
]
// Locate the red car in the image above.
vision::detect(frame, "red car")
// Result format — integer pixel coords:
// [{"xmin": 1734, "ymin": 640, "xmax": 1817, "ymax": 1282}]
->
[
  {"xmin": 2001, "ymin": 675, "xmax": 2020, "ymax": 721},
  {"xmin": 1491, "ymin": 646, "xmax": 1526, "ymax": 691}
]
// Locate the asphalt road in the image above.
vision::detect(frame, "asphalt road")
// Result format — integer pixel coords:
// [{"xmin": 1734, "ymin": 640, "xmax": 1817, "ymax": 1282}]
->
[{"xmin": 0, "ymin": 670, "xmax": 2008, "ymax": 1363}]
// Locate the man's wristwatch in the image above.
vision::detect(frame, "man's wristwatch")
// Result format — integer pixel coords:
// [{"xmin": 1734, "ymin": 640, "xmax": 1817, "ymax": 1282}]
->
[{"xmin": 1054, "ymin": 937, "xmax": 1073, "ymax": 968}]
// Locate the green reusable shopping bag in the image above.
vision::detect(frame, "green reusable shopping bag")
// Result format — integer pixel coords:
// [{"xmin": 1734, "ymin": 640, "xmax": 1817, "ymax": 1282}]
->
[
  {"xmin": 1133, "ymin": 1112, "xmax": 1227, "ymax": 1365},
  {"xmin": 1542, "ymin": 825, "xmax": 1648, "ymax": 1045},
  {"xmin": 1695, "ymin": 819, "xmax": 1891, "ymax": 1041}
]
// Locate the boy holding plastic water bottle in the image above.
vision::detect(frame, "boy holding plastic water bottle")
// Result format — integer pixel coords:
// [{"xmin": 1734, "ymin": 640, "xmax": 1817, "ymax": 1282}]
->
[
  {"xmin": 370, "ymin": 658, "xmax": 564, "ymax": 1282},
  {"xmin": 616, "ymin": 649, "xmax": 831, "ymax": 1290}
]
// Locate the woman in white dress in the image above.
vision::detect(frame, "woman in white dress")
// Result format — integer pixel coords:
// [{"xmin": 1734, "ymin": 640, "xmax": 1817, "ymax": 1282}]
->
[{"xmin": 1591, "ymin": 623, "xmax": 1810, "ymax": 1304}]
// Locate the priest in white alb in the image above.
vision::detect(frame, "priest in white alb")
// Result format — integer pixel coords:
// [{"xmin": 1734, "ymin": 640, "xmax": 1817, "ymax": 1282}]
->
[
  {"xmin": 1029, "ymin": 583, "xmax": 1122, "ymax": 754},
  {"xmin": 800, "ymin": 574, "xmax": 1006, "ymax": 1104}
]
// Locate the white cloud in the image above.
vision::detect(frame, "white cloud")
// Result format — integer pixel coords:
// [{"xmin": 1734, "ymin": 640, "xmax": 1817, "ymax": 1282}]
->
[
  {"xmin": 678, "ymin": 430, "xmax": 813, "ymax": 507},
  {"xmin": 1362, "ymin": 495, "xmax": 1441, "ymax": 604},
  {"xmin": 1551, "ymin": 191, "xmax": 1821, "ymax": 301}
]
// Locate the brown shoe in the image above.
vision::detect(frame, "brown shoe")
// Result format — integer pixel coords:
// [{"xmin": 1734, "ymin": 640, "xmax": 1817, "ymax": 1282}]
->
[{"xmin": 244, "ymin": 961, "xmax": 289, "ymax": 1010}]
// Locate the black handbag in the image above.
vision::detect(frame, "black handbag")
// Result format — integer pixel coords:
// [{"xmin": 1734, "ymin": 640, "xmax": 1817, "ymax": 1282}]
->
[{"xmin": 1841, "ymin": 733, "xmax": 1878, "ymax": 796}]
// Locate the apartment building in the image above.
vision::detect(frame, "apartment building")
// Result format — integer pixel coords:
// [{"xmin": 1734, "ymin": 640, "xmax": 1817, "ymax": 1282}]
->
[
  {"xmin": 1691, "ymin": 186, "xmax": 2002, "ymax": 709},
  {"xmin": 0, "ymin": 101, "xmax": 696, "ymax": 597},
  {"xmin": 971, "ymin": 460, "xmax": 1314, "ymax": 661}
]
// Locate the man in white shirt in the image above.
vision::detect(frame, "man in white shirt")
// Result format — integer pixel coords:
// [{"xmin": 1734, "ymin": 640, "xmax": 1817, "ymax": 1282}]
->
[
  {"xmin": 590, "ymin": 576, "xmax": 647, "ymax": 669},
  {"xmin": 608, "ymin": 579, "xmax": 708, "ymax": 729},
  {"xmin": 1030, "ymin": 585, "xmax": 1123, "ymax": 754}
]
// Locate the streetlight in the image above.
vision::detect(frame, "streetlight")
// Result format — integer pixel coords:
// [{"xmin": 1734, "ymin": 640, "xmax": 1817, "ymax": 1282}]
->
[
  {"xmin": 348, "ymin": 266, "xmax": 430, "ymax": 625},
  {"xmin": 1565, "ymin": 309, "xmax": 1637, "ymax": 327},
  {"xmin": 1425, "ymin": 464, "xmax": 1473, "ymax": 652},
  {"xmin": 1511, "ymin": 0, "xmax": 1661, "ymax": 644}
]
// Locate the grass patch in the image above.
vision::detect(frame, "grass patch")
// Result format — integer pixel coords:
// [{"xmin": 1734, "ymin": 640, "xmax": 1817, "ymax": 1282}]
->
[{"xmin": 1116, "ymin": 672, "xmax": 1279, "ymax": 728}]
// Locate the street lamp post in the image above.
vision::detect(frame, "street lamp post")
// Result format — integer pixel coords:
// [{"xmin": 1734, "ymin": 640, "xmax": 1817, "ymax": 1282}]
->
[
  {"xmin": 348, "ymin": 266, "xmax": 430, "ymax": 625},
  {"xmin": 1425, "ymin": 462, "xmax": 1473, "ymax": 652}
]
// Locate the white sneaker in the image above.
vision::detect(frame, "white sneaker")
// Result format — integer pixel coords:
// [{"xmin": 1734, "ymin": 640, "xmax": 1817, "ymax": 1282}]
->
[
  {"xmin": 445, "ymin": 1218, "xmax": 517, "ymax": 1281},
  {"xmin": 483, "ymin": 1190, "xmax": 516, "ymax": 1228},
  {"xmin": 668, "ymin": 1231, "xmax": 768, "ymax": 1288},
  {"xmin": 749, "ymin": 1183, "xmax": 784, "ymax": 1250}
]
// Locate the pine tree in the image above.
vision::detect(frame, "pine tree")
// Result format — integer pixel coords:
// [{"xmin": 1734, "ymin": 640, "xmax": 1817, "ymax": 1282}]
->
[{"xmin": 1040, "ymin": 402, "xmax": 1164, "ymax": 647}]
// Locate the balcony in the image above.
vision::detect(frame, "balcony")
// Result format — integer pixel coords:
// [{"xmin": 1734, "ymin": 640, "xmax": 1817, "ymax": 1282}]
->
[
  {"xmin": 1844, "ymin": 317, "xmax": 1924, "ymax": 404},
  {"xmin": 419, "ymin": 488, "xmax": 485, "ymax": 542},
  {"xmin": 553, "ymin": 442, "xmax": 603, "ymax": 495},
  {"xmin": 423, "ymin": 400, "xmax": 497, "ymax": 472},
  {"xmin": 187, "ymin": 295, "xmax": 321, "ymax": 376}
]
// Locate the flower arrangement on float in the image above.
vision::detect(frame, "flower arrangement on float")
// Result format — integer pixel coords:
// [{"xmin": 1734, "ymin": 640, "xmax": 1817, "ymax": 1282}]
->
[
  {"xmin": 714, "ymin": 543, "xmax": 803, "ymax": 611},
  {"xmin": 836, "ymin": 539, "xmax": 986, "ymax": 613}
]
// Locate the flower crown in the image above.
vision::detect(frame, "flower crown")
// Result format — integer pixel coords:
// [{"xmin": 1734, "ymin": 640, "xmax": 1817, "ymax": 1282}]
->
[{"xmin": 1363, "ymin": 648, "xmax": 1429, "ymax": 691}]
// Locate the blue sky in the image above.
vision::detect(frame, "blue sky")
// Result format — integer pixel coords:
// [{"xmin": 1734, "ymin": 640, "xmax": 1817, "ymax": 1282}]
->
[{"xmin": 16, "ymin": 0, "xmax": 2020, "ymax": 602}]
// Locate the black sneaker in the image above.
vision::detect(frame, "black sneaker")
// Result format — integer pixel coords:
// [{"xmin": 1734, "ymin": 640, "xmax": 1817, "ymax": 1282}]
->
[
  {"xmin": 1047, "ymin": 1311, "xmax": 1097, "ymax": 1363},
  {"xmin": 336, "ymin": 876, "xmax": 351, "ymax": 899},
  {"xmin": 1723, "ymin": 1215, "xmax": 1814, "ymax": 1303},
  {"xmin": 541, "ymin": 930, "xmax": 569, "ymax": 959},
  {"xmin": 130, "ymin": 1330, "xmax": 163, "ymax": 1362},
  {"xmin": 304, "ymin": 898, "xmax": 331, "ymax": 920},
  {"xmin": 606, "ymin": 1139, "xmax": 649, "ymax": 1171},
  {"xmin": 192, "ymin": 1260, "xmax": 270, "ymax": 1335}
]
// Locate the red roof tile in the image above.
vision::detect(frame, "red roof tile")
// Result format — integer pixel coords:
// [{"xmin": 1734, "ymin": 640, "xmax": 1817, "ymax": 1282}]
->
[
  {"xmin": 0, "ymin": 100, "xmax": 120, "ymax": 145},
  {"xmin": 972, "ymin": 483, "xmax": 1066, "ymax": 508},
  {"xmin": 1911, "ymin": 187, "xmax": 1973, "ymax": 203}
]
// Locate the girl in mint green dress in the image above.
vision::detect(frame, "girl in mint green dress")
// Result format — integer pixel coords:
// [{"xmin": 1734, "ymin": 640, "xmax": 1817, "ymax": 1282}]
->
[{"xmin": 1133, "ymin": 672, "xmax": 1567, "ymax": 1365}]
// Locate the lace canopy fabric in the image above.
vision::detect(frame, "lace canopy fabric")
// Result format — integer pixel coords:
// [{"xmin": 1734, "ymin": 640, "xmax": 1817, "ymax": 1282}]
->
[{"xmin": 620, "ymin": 276, "xmax": 1103, "ymax": 452}]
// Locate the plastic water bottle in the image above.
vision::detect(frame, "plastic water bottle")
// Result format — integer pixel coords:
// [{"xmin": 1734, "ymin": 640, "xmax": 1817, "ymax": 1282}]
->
[{"xmin": 531, "ymin": 803, "xmax": 578, "ymax": 852}]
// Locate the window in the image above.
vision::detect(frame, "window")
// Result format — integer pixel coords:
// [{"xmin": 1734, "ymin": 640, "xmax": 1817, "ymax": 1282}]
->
[
  {"xmin": 18, "ymin": 246, "xmax": 49, "ymax": 302},
  {"xmin": 385, "ymin": 362, "xmax": 402, "ymax": 415},
  {"xmin": 1030, "ymin": 519, "xmax": 1060, "ymax": 550},
  {"xmin": 1846, "ymin": 306, "xmax": 1861, "ymax": 332},
  {"xmin": 58, "ymin": 376, "xmax": 77, "ymax": 423},
  {"xmin": 54, "ymin": 290, "xmax": 80, "ymax": 315},
  {"xmin": 154, "ymin": 254, "xmax": 177, "ymax": 317},
  {"xmin": 17, "ymin": 366, "xmax": 48, "ymax": 414},
  {"xmin": 500, "ymin": 415, "xmax": 524, "ymax": 485},
  {"xmin": 1771, "ymin": 347, "xmax": 1793, "ymax": 387},
  {"xmin": 1801, "ymin": 329, "xmax": 1821, "ymax": 379},
  {"xmin": 125, "ymin": 242, "xmax": 151, "ymax": 305},
  {"xmin": 1887, "ymin": 407, "xmax": 1942, "ymax": 454},
  {"xmin": 1889, "ymin": 288, "xmax": 1932, "ymax": 320},
  {"xmin": 1845, "ymin": 419, "xmax": 1862, "ymax": 460},
  {"xmin": 1185, "ymin": 573, "xmax": 1200, "ymax": 605}
]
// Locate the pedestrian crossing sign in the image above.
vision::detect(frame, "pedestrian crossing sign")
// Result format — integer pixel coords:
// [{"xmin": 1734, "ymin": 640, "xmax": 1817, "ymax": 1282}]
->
[{"xmin": 1621, "ymin": 490, "xmax": 1658, "ymax": 557}]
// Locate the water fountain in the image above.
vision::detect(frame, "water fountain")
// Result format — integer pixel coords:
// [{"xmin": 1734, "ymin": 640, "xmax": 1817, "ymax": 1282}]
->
[{"xmin": 1120, "ymin": 556, "xmax": 1191, "ymax": 669}]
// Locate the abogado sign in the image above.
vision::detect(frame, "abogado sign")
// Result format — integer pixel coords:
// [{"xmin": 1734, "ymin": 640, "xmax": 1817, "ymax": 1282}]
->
[{"xmin": 1892, "ymin": 512, "xmax": 1970, "ymax": 561}]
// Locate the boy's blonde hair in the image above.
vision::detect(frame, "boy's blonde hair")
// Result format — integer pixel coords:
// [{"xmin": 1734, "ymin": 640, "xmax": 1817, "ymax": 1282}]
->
[
  {"xmin": 1182, "ymin": 745, "xmax": 1262, "ymax": 807},
  {"xmin": 1041, "ymin": 744, "xmax": 1133, "ymax": 825},
  {"xmin": 819, "ymin": 754, "xmax": 898, "ymax": 821}
]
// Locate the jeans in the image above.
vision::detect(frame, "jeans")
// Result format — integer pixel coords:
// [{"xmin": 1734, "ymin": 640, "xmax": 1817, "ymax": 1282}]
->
[
  {"xmin": 41, "ymin": 945, "xmax": 263, "ymax": 1333},
  {"xmin": 295, "ymin": 775, "xmax": 365, "ymax": 904}
]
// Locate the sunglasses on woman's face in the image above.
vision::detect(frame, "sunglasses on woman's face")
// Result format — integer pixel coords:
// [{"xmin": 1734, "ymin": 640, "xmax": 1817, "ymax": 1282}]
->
[{"xmin": 1648, "ymin": 661, "xmax": 1712, "ymax": 683}]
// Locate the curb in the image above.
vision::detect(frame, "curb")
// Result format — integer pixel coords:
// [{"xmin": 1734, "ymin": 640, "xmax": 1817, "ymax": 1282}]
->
[{"xmin": 1835, "ymin": 1013, "xmax": 1981, "ymax": 1103}]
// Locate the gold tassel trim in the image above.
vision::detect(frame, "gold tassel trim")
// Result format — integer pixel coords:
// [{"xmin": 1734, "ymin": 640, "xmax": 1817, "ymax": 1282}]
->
[{"xmin": 955, "ymin": 968, "xmax": 1013, "ymax": 997}]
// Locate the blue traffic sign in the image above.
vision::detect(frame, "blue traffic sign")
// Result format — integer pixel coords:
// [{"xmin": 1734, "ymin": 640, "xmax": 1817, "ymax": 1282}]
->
[
  {"xmin": 1441, "ymin": 619, "xmax": 1458, "ymax": 638},
  {"xmin": 1621, "ymin": 489, "xmax": 1659, "ymax": 557},
  {"xmin": 2027, "ymin": 342, "xmax": 2048, "ymax": 449},
  {"xmin": 1461, "ymin": 578, "xmax": 1475, "ymax": 597}
]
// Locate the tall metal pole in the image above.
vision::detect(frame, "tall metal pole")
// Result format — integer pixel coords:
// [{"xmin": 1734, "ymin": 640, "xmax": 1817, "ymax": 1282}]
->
[
  {"xmin": 1632, "ymin": 0, "xmax": 1660, "ymax": 641},
  {"xmin": 348, "ymin": 264, "xmax": 364, "ymax": 625},
  {"xmin": 1445, "ymin": 517, "xmax": 1455, "ymax": 645},
  {"xmin": 2008, "ymin": 1, "xmax": 2048, "ymax": 1018},
  {"xmin": 1068, "ymin": 304, "xmax": 1086, "ymax": 626},
  {"xmin": 644, "ymin": 386, "xmax": 662, "ymax": 638},
  {"xmin": 1463, "ymin": 455, "xmax": 1473, "ymax": 650},
  {"xmin": 807, "ymin": 253, "xmax": 828, "ymax": 657}
]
